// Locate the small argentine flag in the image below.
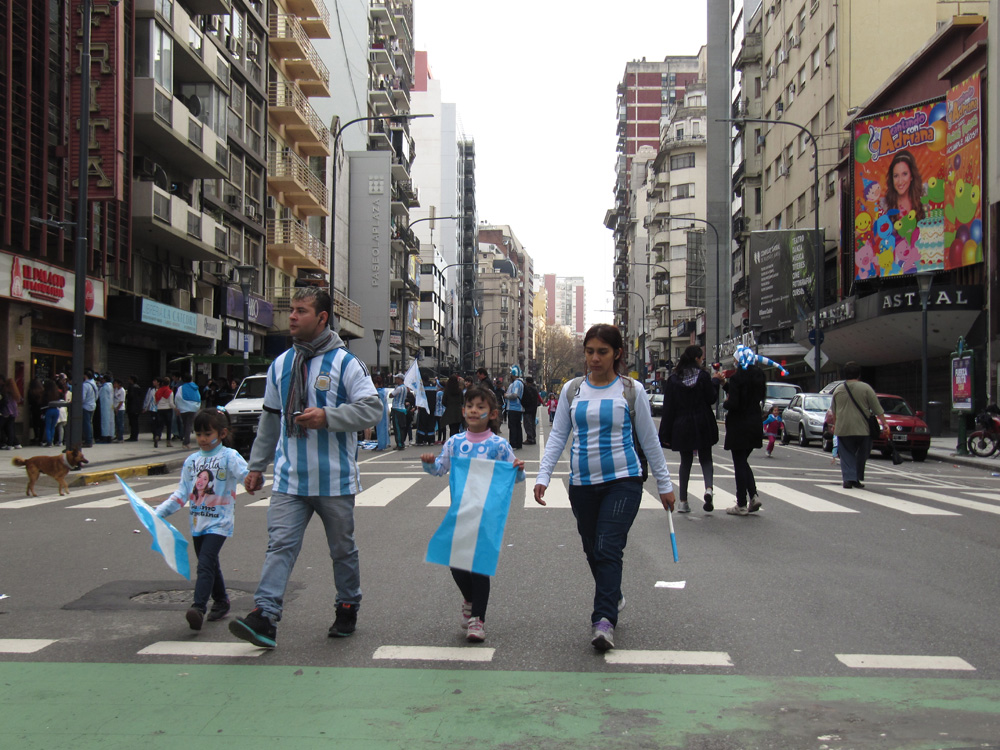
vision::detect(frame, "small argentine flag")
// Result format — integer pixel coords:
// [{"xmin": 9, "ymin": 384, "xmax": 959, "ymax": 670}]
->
[
  {"xmin": 426, "ymin": 458, "xmax": 518, "ymax": 576},
  {"xmin": 117, "ymin": 474, "xmax": 191, "ymax": 580},
  {"xmin": 403, "ymin": 358, "xmax": 428, "ymax": 412}
]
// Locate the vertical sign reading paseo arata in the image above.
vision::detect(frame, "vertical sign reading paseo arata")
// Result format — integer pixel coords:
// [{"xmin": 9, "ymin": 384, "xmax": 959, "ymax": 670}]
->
[{"xmin": 69, "ymin": 0, "xmax": 125, "ymax": 202}]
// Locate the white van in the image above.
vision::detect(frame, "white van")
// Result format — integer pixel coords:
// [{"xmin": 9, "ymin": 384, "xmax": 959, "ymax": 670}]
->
[{"xmin": 224, "ymin": 374, "xmax": 267, "ymax": 454}]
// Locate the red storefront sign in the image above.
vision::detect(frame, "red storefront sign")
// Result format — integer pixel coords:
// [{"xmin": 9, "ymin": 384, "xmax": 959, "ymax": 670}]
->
[
  {"xmin": 0, "ymin": 252, "xmax": 107, "ymax": 318},
  {"xmin": 69, "ymin": 1, "xmax": 125, "ymax": 202}
]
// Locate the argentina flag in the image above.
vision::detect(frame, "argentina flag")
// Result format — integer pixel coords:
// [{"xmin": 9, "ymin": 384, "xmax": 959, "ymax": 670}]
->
[
  {"xmin": 117, "ymin": 475, "xmax": 191, "ymax": 580},
  {"xmin": 426, "ymin": 458, "xmax": 518, "ymax": 576}
]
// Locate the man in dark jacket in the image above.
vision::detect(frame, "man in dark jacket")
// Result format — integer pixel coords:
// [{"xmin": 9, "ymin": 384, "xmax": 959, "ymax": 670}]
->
[
  {"xmin": 522, "ymin": 376, "xmax": 540, "ymax": 444},
  {"xmin": 126, "ymin": 375, "xmax": 144, "ymax": 442}
]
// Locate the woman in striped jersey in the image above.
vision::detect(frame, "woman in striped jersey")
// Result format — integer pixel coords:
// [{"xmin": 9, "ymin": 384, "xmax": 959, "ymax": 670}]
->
[{"xmin": 534, "ymin": 324, "xmax": 675, "ymax": 652}]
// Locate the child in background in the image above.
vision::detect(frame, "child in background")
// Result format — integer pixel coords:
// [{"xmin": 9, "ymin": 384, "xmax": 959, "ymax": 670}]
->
[
  {"xmin": 546, "ymin": 394, "xmax": 558, "ymax": 424},
  {"xmin": 420, "ymin": 385, "xmax": 525, "ymax": 642},
  {"xmin": 155, "ymin": 408, "xmax": 249, "ymax": 631},
  {"xmin": 763, "ymin": 405, "xmax": 783, "ymax": 457}
]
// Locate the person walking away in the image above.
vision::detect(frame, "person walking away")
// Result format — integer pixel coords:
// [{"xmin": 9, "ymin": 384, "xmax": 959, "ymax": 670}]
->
[
  {"xmin": 389, "ymin": 373, "xmax": 408, "ymax": 450},
  {"xmin": 155, "ymin": 408, "xmax": 249, "ymax": 630},
  {"xmin": 504, "ymin": 366, "xmax": 524, "ymax": 449},
  {"xmin": 546, "ymin": 393, "xmax": 558, "ymax": 424},
  {"xmin": 152, "ymin": 377, "xmax": 175, "ymax": 448},
  {"xmin": 534, "ymin": 324, "xmax": 675, "ymax": 652},
  {"xmin": 658, "ymin": 345, "xmax": 721, "ymax": 513},
  {"xmin": 522, "ymin": 376, "xmax": 540, "ymax": 445},
  {"xmin": 763, "ymin": 406, "xmax": 783, "ymax": 457},
  {"xmin": 55, "ymin": 385, "xmax": 70, "ymax": 447},
  {"xmin": 373, "ymin": 375, "xmax": 391, "ymax": 451},
  {"xmin": 420, "ymin": 385, "xmax": 525, "ymax": 642},
  {"xmin": 80, "ymin": 370, "xmax": 98, "ymax": 447},
  {"xmin": 41, "ymin": 378, "xmax": 63, "ymax": 447},
  {"xmin": 433, "ymin": 378, "xmax": 447, "ymax": 444},
  {"xmin": 441, "ymin": 375, "xmax": 465, "ymax": 438},
  {"xmin": 126, "ymin": 375, "xmax": 143, "ymax": 442},
  {"xmin": 416, "ymin": 379, "xmax": 437, "ymax": 446},
  {"xmin": 97, "ymin": 374, "xmax": 114, "ymax": 443},
  {"xmin": 230, "ymin": 286, "xmax": 382, "ymax": 649},
  {"xmin": 112, "ymin": 378, "xmax": 126, "ymax": 442},
  {"xmin": 723, "ymin": 346, "xmax": 767, "ymax": 515},
  {"xmin": 175, "ymin": 373, "xmax": 202, "ymax": 448},
  {"xmin": 828, "ymin": 361, "xmax": 888, "ymax": 489},
  {"xmin": 0, "ymin": 377, "xmax": 22, "ymax": 449}
]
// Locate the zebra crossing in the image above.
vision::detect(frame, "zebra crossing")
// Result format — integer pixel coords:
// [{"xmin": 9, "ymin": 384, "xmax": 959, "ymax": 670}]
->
[{"xmin": 1, "ymin": 469, "xmax": 995, "ymax": 518}]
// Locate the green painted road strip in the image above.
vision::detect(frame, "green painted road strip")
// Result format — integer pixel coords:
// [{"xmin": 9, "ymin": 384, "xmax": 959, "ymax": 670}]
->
[{"xmin": 3, "ymin": 662, "xmax": 1000, "ymax": 748}]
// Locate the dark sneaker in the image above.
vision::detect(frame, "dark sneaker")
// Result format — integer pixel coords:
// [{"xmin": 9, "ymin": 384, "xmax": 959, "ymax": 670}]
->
[
  {"xmin": 591, "ymin": 618, "xmax": 615, "ymax": 651},
  {"xmin": 703, "ymin": 489, "xmax": 714, "ymax": 512},
  {"xmin": 185, "ymin": 607, "xmax": 204, "ymax": 631},
  {"xmin": 229, "ymin": 608, "xmax": 277, "ymax": 648},
  {"xmin": 748, "ymin": 494, "xmax": 762, "ymax": 513},
  {"xmin": 328, "ymin": 602, "xmax": 358, "ymax": 638},
  {"xmin": 206, "ymin": 599, "xmax": 231, "ymax": 622}
]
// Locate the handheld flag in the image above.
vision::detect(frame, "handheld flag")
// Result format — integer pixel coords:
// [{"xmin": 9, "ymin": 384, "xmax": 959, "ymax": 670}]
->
[
  {"xmin": 426, "ymin": 458, "xmax": 518, "ymax": 576},
  {"xmin": 117, "ymin": 474, "xmax": 191, "ymax": 579},
  {"xmin": 667, "ymin": 507, "xmax": 679, "ymax": 563},
  {"xmin": 403, "ymin": 357, "xmax": 428, "ymax": 411}
]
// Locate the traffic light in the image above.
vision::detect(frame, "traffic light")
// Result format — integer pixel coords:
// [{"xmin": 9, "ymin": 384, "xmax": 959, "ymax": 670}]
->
[
  {"xmin": 780, "ymin": 359, "xmax": 787, "ymax": 376},
  {"xmin": 741, "ymin": 319, "xmax": 750, "ymax": 332}
]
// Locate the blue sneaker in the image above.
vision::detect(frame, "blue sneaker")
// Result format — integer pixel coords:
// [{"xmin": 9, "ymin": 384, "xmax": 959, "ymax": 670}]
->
[{"xmin": 229, "ymin": 608, "xmax": 277, "ymax": 648}]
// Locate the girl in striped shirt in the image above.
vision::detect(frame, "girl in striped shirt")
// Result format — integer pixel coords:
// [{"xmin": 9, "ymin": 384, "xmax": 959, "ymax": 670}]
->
[{"xmin": 534, "ymin": 324, "xmax": 675, "ymax": 652}]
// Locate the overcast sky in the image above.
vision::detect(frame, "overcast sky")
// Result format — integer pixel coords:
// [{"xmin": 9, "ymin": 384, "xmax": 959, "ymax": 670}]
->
[{"xmin": 413, "ymin": 1, "xmax": 708, "ymax": 327}]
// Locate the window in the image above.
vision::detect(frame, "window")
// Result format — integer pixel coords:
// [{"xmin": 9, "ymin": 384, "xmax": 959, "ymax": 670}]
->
[
  {"xmin": 784, "ymin": 144, "xmax": 794, "ymax": 168},
  {"xmin": 671, "ymin": 183, "xmax": 695, "ymax": 199},
  {"xmin": 764, "ymin": 165, "xmax": 771, "ymax": 188},
  {"xmin": 786, "ymin": 204, "xmax": 794, "ymax": 226},
  {"xmin": 824, "ymin": 96, "xmax": 836, "ymax": 129},
  {"xmin": 675, "ymin": 126, "xmax": 684, "ymax": 140},
  {"xmin": 670, "ymin": 244, "xmax": 687, "ymax": 261},
  {"xmin": 797, "ymin": 192, "xmax": 807, "ymax": 218},
  {"xmin": 754, "ymin": 127, "xmax": 762, "ymax": 154},
  {"xmin": 152, "ymin": 23, "xmax": 172, "ymax": 91},
  {"xmin": 826, "ymin": 171, "xmax": 837, "ymax": 201},
  {"xmin": 245, "ymin": 95, "xmax": 263, "ymax": 152},
  {"xmin": 799, "ymin": 130, "xmax": 809, "ymax": 155},
  {"xmin": 798, "ymin": 6, "xmax": 807, "ymax": 33},
  {"xmin": 754, "ymin": 186, "xmax": 762, "ymax": 214},
  {"xmin": 754, "ymin": 76, "xmax": 762, "ymax": 97},
  {"xmin": 826, "ymin": 26, "xmax": 836, "ymax": 56},
  {"xmin": 670, "ymin": 153, "xmax": 695, "ymax": 170},
  {"xmin": 811, "ymin": 46, "xmax": 821, "ymax": 74},
  {"xmin": 798, "ymin": 65, "xmax": 807, "ymax": 91},
  {"xmin": 692, "ymin": 120, "xmax": 700, "ymax": 136},
  {"xmin": 787, "ymin": 82, "xmax": 795, "ymax": 104},
  {"xmin": 688, "ymin": 94, "xmax": 703, "ymax": 106}
]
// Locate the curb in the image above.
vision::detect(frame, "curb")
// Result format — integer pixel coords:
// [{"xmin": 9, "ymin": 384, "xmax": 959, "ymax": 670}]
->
[
  {"xmin": 925, "ymin": 451, "xmax": 999, "ymax": 472},
  {"xmin": 69, "ymin": 459, "xmax": 182, "ymax": 488}
]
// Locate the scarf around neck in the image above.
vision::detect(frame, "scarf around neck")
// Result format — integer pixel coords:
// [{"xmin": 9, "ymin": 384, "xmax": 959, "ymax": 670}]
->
[{"xmin": 286, "ymin": 328, "xmax": 339, "ymax": 438}]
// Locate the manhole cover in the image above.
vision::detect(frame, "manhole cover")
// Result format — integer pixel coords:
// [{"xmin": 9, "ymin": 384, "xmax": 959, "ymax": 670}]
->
[{"xmin": 130, "ymin": 588, "xmax": 252, "ymax": 605}]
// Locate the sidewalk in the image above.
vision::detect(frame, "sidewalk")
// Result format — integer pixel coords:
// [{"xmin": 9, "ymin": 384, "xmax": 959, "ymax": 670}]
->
[
  {"xmin": 0, "ymin": 437, "xmax": 191, "ymax": 487},
  {"xmin": 926, "ymin": 434, "xmax": 1000, "ymax": 473}
]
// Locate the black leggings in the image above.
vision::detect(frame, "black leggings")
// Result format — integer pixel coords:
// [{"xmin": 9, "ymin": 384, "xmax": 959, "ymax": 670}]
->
[
  {"xmin": 730, "ymin": 448, "xmax": 757, "ymax": 506},
  {"xmin": 677, "ymin": 449, "xmax": 714, "ymax": 502},
  {"xmin": 450, "ymin": 568, "xmax": 490, "ymax": 620}
]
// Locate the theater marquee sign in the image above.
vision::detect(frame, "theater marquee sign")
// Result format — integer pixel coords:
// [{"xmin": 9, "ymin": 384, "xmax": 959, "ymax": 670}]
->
[
  {"xmin": 0, "ymin": 251, "xmax": 107, "ymax": 318},
  {"xmin": 69, "ymin": 0, "xmax": 125, "ymax": 202}
]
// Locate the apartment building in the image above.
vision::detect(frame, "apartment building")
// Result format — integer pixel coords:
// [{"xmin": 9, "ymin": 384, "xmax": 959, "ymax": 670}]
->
[
  {"xmin": 542, "ymin": 274, "xmax": 585, "ymax": 337},
  {"xmin": 458, "ymin": 138, "xmax": 479, "ymax": 371},
  {"xmin": 478, "ymin": 225, "xmax": 533, "ymax": 374},
  {"xmin": 476, "ymin": 242, "xmax": 520, "ymax": 377}
]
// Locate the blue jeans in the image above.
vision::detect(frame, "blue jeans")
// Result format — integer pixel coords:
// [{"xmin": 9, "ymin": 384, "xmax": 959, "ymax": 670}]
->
[
  {"xmin": 254, "ymin": 491, "xmax": 360, "ymax": 621},
  {"xmin": 192, "ymin": 533, "xmax": 228, "ymax": 611},
  {"xmin": 43, "ymin": 407, "xmax": 59, "ymax": 444},
  {"xmin": 391, "ymin": 410, "xmax": 406, "ymax": 448},
  {"xmin": 114, "ymin": 411, "xmax": 125, "ymax": 441},
  {"xmin": 82, "ymin": 409, "xmax": 94, "ymax": 445},
  {"xmin": 568, "ymin": 480, "xmax": 643, "ymax": 626},
  {"xmin": 838, "ymin": 434, "xmax": 872, "ymax": 483}
]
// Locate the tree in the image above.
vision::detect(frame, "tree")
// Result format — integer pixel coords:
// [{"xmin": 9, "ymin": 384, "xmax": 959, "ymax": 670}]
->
[{"xmin": 536, "ymin": 323, "xmax": 582, "ymax": 393}]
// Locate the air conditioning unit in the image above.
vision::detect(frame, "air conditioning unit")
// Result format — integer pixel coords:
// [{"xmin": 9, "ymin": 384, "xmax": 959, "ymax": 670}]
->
[
  {"xmin": 766, "ymin": 65, "xmax": 775, "ymax": 79},
  {"xmin": 826, "ymin": 182, "xmax": 836, "ymax": 198},
  {"xmin": 789, "ymin": 82, "xmax": 796, "ymax": 95},
  {"xmin": 777, "ymin": 50, "xmax": 787, "ymax": 64},
  {"xmin": 172, "ymin": 289, "xmax": 192, "ymax": 310},
  {"xmin": 776, "ymin": 100, "xmax": 785, "ymax": 114},
  {"xmin": 777, "ymin": 164, "xmax": 788, "ymax": 177},
  {"xmin": 757, "ymin": 135, "xmax": 767, "ymax": 147},
  {"xmin": 226, "ymin": 195, "xmax": 240, "ymax": 209},
  {"xmin": 790, "ymin": 34, "xmax": 800, "ymax": 48}
]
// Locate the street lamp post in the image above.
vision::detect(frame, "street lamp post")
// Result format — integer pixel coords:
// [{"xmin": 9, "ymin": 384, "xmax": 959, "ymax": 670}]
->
[
  {"xmin": 917, "ymin": 273, "xmax": 934, "ymax": 420},
  {"xmin": 372, "ymin": 328, "xmax": 384, "ymax": 377},
  {"xmin": 234, "ymin": 266, "xmax": 257, "ymax": 381},
  {"xmin": 724, "ymin": 117, "xmax": 822, "ymax": 390},
  {"xmin": 623, "ymin": 289, "xmax": 648, "ymax": 382},
  {"xmin": 663, "ymin": 216, "xmax": 720, "ymax": 362}
]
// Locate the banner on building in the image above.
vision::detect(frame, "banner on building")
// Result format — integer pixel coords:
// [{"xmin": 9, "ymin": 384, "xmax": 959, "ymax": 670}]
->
[
  {"xmin": 852, "ymin": 95, "xmax": 981, "ymax": 280},
  {"xmin": 748, "ymin": 230, "xmax": 818, "ymax": 331},
  {"xmin": 944, "ymin": 73, "xmax": 983, "ymax": 270},
  {"xmin": 0, "ymin": 251, "xmax": 106, "ymax": 318}
]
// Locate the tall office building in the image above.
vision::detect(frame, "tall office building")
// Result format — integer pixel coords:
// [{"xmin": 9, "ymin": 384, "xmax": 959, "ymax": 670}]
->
[
  {"xmin": 478, "ymin": 225, "xmax": 533, "ymax": 372},
  {"xmin": 458, "ymin": 137, "xmax": 478, "ymax": 370},
  {"xmin": 543, "ymin": 274, "xmax": 585, "ymax": 337}
]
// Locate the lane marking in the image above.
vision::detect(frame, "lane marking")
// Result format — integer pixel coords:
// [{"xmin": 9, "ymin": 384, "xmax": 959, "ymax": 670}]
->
[
  {"xmin": 355, "ymin": 477, "xmax": 420, "ymax": 506},
  {"xmin": 898, "ymin": 489, "xmax": 1000, "ymax": 515},
  {"xmin": 427, "ymin": 487, "xmax": 450, "ymax": 507},
  {"xmin": 0, "ymin": 639, "xmax": 57, "ymax": 653},
  {"xmin": 372, "ymin": 645, "xmax": 494, "ymax": 662},
  {"xmin": 526, "ymin": 478, "xmax": 570, "ymax": 508},
  {"xmin": 605, "ymin": 649, "xmax": 734, "ymax": 667},
  {"xmin": 652, "ymin": 484, "xmax": 739, "ymax": 511},
  {"xmin": 836, "ymin": 654, "xmax": 975, "ymax": 671},
  {"xmin": 138, "ymin": 641, "xmax": 267, "ymax": 657},
  {"xmin": 756, "ymin": 482, "xmax": 857, "ymax": 513},
  {"xmin": 825, "ymin": 485, "xmax": 960, "ymax": 515},
  {"xmin": 959, "ymin": 491, "xmax": 1000, "ymax": 503},
  {"xmin": 68, "ymin": 482, "xmax": 179, "ymax": 509}
]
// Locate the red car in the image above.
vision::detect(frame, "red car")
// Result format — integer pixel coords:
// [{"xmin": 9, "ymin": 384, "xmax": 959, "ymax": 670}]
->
[{"xmin": 822, "ymin": 393, "xmax": 930, "ymax": 462}]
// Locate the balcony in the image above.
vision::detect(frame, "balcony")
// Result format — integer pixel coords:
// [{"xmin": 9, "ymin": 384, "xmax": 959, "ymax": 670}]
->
[
  {"xmin": 369, "ymin": 40, "xmax": 395, "ymax": 75},
  {"xmin": 651, "ymin": 325, "xmax": 672, "ymax": 343},
  {"xmin": 268, "ymin": 149, "xmax": 329, "ymax": 216},
  {"xmin": 661, "ymin": 133, "xmax": 707, "ymax": 153},
  {"xmin": 185, "ymin": 0, "xmax": 231, "ymax": 14},
  {"xmin": 285, "ymin": 0, "xmax": 330, "ymax": 36},
  {"xmin": 651, "ymin": 199, "xmax": 671, "ymax": 222},
  {"xmin": 269, "ymin": 14, "xmax": 331, "ymax": 97},
  {"xmin": 652, "ymin": 293, "xmax": 669, "ymax": 310},
  {"xmin": 333, "ymin": 288, "xmax": 362, "ymax": 327},
  {"xmin": 133, "ymin": 79, "xmax": 228, "ymax": 179},
  {"xmin": 136, "ymin": 0, "xmax": 221, "ymax": 86},
  {"xmin": 368, "ymin": 118, "xmax": 391, "ymax": 149},
  {"xmin": 368, "ymin": 80, "xmax": 397, "ymax": 116},
  {"xmin": 650, "ymin": 229, "xmax": 671, "ymax": 250},
  {"xmin": 267, "ymin": 218, "xmax": 329, "ymax": 272},
  {"xmin": 132, "ymin": 181, "xmax": 226, "ymax": 263},
  {"xmin": 268, "ymin": 82, "xmax": 331, "ymax": 156}
]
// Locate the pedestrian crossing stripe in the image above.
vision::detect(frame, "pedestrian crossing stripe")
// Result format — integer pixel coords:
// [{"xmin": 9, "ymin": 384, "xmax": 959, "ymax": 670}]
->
[
  {"xmin": 356, "ymin": 477, "xmax": 420, "ymax": 506},
  {"xmin": 138, "ymin": 641, "xmax": 267, "ymax": 658},
  {"xmin": 898, "ymin": 489, "xmax": 1000, "ymax": 515},
  {"xmin": 825, "ymin": 484, "xmax": 960, "ymax": 515},
  {"xmin": 756, "ymin": 482, "xmax": 857, "ymax": 513},
  {"xmin": 605, "ymin": 649, "xmax": 734, "ymax": 666},
  {"xmin": 0, "ymin": 639, "xmax": 57, "ymax": 653},
  {"xmin": 835, "ymin": 654, "xmax": 975, "ymax": 671},
  {"xmin": 373, "ymin": 645, "xmax": 495, "ymax": 662},
  {"xmin": 68, "ymin": 481, "xmax": 178, "ymax": 509}
]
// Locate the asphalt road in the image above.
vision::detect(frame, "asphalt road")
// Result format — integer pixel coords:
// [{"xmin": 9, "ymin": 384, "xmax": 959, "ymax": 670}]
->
[{"xmin": 2, "ymin": 423, "xmax": 1000, "ymax": 748}]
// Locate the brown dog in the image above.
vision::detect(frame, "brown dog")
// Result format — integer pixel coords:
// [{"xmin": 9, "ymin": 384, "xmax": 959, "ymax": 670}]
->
[{"xmin": 12, "ymin": 448, "xmax": 89, "ymax": 496}]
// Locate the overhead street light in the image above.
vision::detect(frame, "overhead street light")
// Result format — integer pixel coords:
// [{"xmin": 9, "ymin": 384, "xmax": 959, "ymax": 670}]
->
[{"xmin": 917, "ymin": 272, "xmax": 934, "ymax": 421}]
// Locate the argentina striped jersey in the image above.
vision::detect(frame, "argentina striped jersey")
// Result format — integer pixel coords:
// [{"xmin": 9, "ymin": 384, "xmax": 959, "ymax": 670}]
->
[{"xmin": 262, "ymin": 347, "xmax": 376, "ymax": 496}]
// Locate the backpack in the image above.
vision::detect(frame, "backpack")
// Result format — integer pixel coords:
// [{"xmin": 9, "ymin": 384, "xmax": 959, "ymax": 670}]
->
[{"xmin": 563, "ymin": 376, "xmax": 649, "ymax": 482}]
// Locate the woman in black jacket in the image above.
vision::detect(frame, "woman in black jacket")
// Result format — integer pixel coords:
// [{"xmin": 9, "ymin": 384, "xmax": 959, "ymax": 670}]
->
[
  {"xmin": 723, "ymin": 346, "xmax": 768, "ymax": 516},
  {"xmin": 658, "ymin": 345, "xmax": 721, "ymax": 513}
]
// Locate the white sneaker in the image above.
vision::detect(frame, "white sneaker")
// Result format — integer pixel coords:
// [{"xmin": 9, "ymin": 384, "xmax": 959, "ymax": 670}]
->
[
  {"xmin": 466, "ymin": 617, "xmax": 486, "ymax": 642},
  {"xmin": 590, "ymin": 618, "xmax": 615, "ymax": 651},
  {"xmin": 676, "ymin": 500, "xmax": 691, "ymax": 513},
  {"xmin": 748, "ymin": 494, "xmax": 762, "ymax": 513},
  {"xmin": 460, "ymin": 600, "xmax": 473, "ymax": 629},
  {"xmin": 726, "ymin": 504, "xmax": 749, "ymax": 516}
]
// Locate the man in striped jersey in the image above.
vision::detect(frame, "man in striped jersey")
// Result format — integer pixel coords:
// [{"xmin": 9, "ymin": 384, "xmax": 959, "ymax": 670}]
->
[{"xmin": 230, "ymin": 286, "xmax": 383, "ymax": 649}]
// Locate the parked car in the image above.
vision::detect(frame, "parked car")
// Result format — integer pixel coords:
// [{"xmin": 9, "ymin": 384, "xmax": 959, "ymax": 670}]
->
[
  {"xmin": 224, "ymin": 374, "xmax": 267, "ymax": 455},
  {"xmin": 822, "ymin": 392, "xmax": 930, "ymax": 461},
  {"xmin": 820, "ymin": 380, "xmax": 845, "ymax": 394},
  {"xmin": 781, "ymin": 392, "xmax": 832, "ymax": 447},
  {"xmin": 763, "ymin": 381, "xmax": 802, "ymax": 416},
  {"xmin": 648, "ymin": 392, "xmax": 664, "ymax": 417}
]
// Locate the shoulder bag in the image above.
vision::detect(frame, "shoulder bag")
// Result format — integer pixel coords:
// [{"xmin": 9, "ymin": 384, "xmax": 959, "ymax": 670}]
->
[{"xmin": 842, "ymin": 382, "xmax": 881, "ymax": 439}]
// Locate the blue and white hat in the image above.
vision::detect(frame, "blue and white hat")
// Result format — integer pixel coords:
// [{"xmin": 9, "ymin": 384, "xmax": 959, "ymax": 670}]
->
[
  {"xmin": 509, "ymin": 365, "xmax": 521, "ymax": 378},
  {"xmin": 734, "ymin": 344, "xmax": 789, "ymax": 376}
]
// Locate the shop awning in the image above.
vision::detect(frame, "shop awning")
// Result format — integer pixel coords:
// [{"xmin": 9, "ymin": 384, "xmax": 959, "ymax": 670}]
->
[{"xmin": 169, "ymin": 354, "xmax": 272, "ymax": 366}]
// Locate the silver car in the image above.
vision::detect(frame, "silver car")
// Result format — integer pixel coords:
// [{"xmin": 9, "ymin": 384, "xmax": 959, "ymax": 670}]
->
[{"xmin": 781, "ymin": 392, "xmax": 832, "ymax": 447}]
